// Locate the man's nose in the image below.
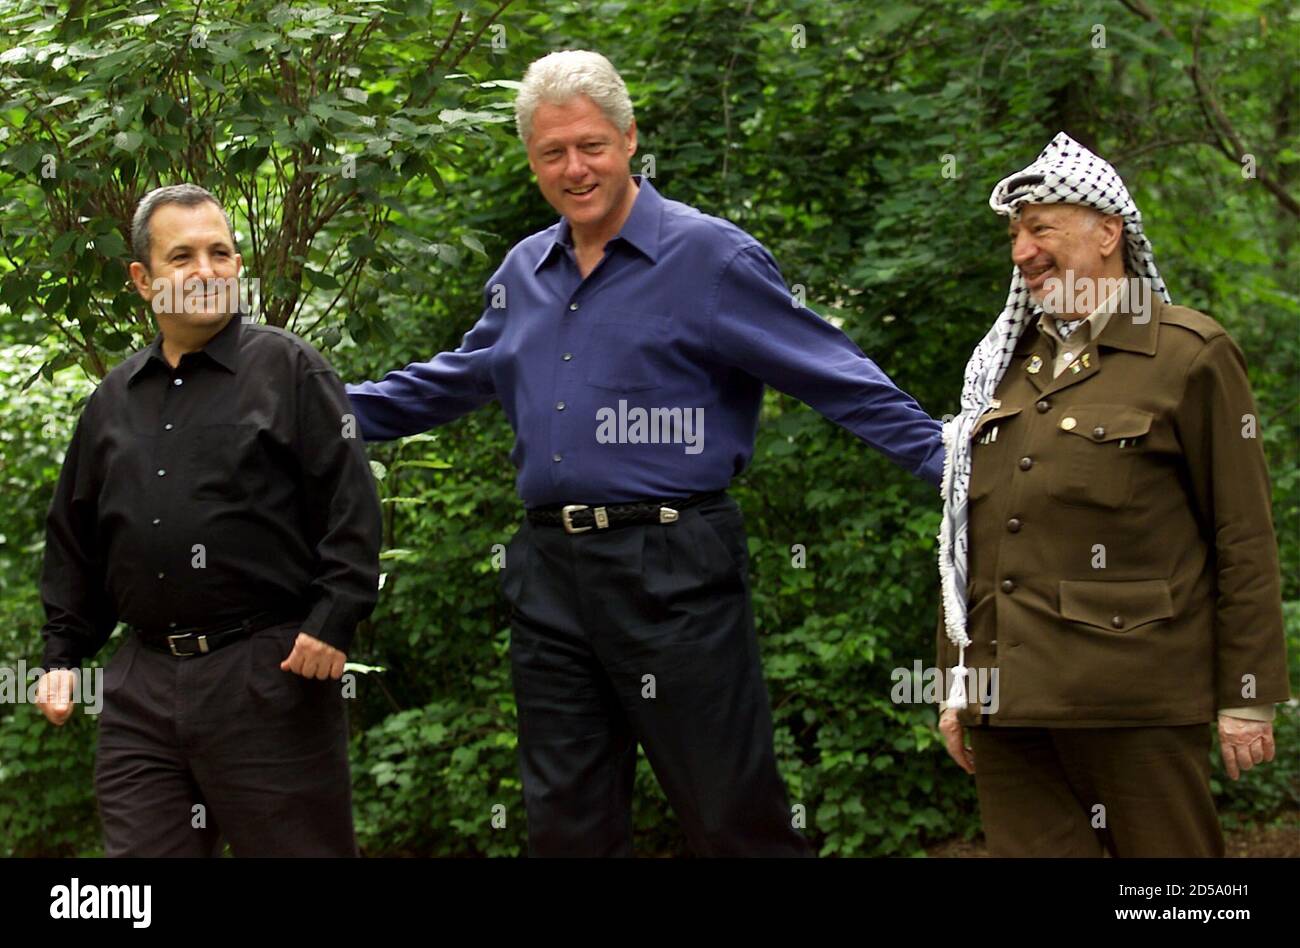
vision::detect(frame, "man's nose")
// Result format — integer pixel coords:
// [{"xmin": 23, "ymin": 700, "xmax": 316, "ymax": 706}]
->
[
  {"xmin": 563, "ymin": 148, "xmax": 588, "ymax": 179},
  {"xmin": 192, "ymin": 254, "xmax": 218, "ymax": 278},
  {"xmin": 1011, "ymin": 232, "xmax": 1039, "ymax": 265}
]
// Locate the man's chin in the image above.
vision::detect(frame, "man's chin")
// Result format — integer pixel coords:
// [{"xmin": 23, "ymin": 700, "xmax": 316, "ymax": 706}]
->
[{"xmin": 169, "ymin": 308, "xmax": 235, "ymax": 328}]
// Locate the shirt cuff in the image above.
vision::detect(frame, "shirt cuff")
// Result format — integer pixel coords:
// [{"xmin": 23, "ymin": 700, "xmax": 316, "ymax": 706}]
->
[
  {"xmin": 1218, "ymin": 705, "xmax": 1276, "ymax": 722},
  {"xmin": 300, "ymin": 598, "xmax": 366, "ymax": 654},
  {"xmin": 40, "ymin": 634, "xmax": 83, "ymax": 670}
]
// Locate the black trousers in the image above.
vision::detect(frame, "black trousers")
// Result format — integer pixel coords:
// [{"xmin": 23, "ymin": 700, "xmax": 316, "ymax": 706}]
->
[
  {"xmin": 968, "ymin": 724, "xmax": 1225, "ymax": 857},
  {"xmin": 503, "ymin": 492, "xmax": 812, "ymax": 857},
  {"xmin": 94, "ymin": 619, "xmax": 358, "ymax": 857}
]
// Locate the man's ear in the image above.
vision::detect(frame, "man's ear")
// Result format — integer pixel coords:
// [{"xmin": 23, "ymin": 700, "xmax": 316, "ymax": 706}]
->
[
  {"xmin": 626, "ymin": 118, "xmax": 637, "ymax": 159},
  {"xmin": 128, "ymin": 260, "xmax": 153, "ymax": 301},
  {"xmin": 1097, "ymin": 213, "xmax": 1124, "ymax": 259}
]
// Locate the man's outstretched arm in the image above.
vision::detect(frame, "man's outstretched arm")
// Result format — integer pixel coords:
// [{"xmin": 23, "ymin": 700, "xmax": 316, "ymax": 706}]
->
[
  {"xmin": 709, "ymin": 243, "xmax": 945, "ymax": 487},
  {"xmin": 344, "ymin": 290, "xmax": 506, "ymax": 441}
]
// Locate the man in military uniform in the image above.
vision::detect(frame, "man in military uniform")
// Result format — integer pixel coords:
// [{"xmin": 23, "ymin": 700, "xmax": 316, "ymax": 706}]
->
[{"xmin": 933, "ymin": 133, "xmax": 1291, "ymax": 857}]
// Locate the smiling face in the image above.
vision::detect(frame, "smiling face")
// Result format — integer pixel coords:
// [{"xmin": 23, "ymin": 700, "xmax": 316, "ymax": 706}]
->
[
  {"xmin": 525, "ymin": 94, "xmax": 638, "ymax": 246},
  {"xmin": 1008, "ymin": 204, "xmax": 1123, "ymax": 307},
  {"xmin": 129, "ymin": 200, "xmax": 242, "ymax": 330}
]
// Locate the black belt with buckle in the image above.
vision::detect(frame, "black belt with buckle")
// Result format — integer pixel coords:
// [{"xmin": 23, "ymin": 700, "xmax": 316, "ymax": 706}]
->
[
  {"xmin": 134, "ymin": 609, "xmax": 300, "ymax": 658},
  {"xmin": 527, "ymin": 491, "xmax": 723, "ymax": 535}
]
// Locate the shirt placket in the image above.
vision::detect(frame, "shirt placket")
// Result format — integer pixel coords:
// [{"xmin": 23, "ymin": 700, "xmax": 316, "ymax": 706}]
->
[
  {"xmin": 547, "ymin": 248, "xmax": 614, "ymax": 500},
  {"xmin": 150, "ymin": 363, "xmax": 187, "ymax": 634}
]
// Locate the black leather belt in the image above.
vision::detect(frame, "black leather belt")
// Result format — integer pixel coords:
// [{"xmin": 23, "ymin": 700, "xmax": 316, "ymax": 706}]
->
[
  {"xmin": 527, "ymin": 491, "xmax": 723, "ymax": 535},
  {"xmin": 133, "ymin": 609, "xmax": 300, "ymax": 658}
]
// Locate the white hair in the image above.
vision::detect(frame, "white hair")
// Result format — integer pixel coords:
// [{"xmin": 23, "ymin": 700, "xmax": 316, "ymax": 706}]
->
[{"xmin": 514, "ymin": 49, "xmax": 634, "ymax": 142}]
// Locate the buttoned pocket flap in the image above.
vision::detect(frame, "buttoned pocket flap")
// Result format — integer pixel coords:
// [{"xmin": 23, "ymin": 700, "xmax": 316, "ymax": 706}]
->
[
  {"xmin": 1059, "ymin": 579, "xmax": 1173, "ymax": 632},
  {"xmin": 1057, "ymin": 405, "xmax": 1153, "ymax": 443},
  {"xmin": 970, "ymin": 406, "xmax": 1023, "ymax": 440}
]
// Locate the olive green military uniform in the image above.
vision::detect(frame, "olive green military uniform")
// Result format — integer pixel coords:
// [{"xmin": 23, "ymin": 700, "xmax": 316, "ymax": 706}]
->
[{"xmin": 937, "ymin": 294, "xmax": 1291, "ymax": 856}]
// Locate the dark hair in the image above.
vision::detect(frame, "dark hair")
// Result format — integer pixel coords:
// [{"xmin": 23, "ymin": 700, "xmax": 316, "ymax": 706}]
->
[{"xmin": 131, "ymin": 184, "xmax": 236, "ymax": 267}]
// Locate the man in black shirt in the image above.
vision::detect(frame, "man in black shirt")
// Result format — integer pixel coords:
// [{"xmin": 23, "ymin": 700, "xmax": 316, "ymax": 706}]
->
[{"xmin": 34, "ymin": 184, "xmax": 381, "ymax": 856}]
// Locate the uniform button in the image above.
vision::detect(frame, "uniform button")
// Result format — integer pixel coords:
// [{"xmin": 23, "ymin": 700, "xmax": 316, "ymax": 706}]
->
[
  {"xmin": 152, "ymin": 518, "xmax": 161, "ymax": 526},
  {"xmin": 1007, "ymin": 518, "xmax": 1022, "ymax": 533},
  {"xmin": 1035, "ymin": 400, "xmax": 1050, "ymax": 413},
  {"xmin": 157, "ymin": 469, "xmax": 166, "ymax": 477},
  {"xmin": 990, "ymin": 639, "xmax": 998, "ymax": 647},
  {"xmin": 164, "ymin": 423, "xmax": 174, "ymax": 431},
  {"xmin": 562, "ymin": 353, "xmax": 573, "ymax": 361},
  {"xmin": 1000, "ymin": 579, "xmax": 1015, "ymax": 593},
  {"xmin": 1060, "ymin": 417, "xmax": 1077, "ymax": 431},
  {"xmin": 173, "ymin": 378, "xmax": 183, "ymax": 386},
  {"xmin": 169, "ymin": 622, "xmax": 178, "ymax": 629},
  {"xmin": 1018, "ymin": 456, "xmax": 1032, "ymax": 471},
  {"xmin": 1111, "ymin": 615, "xmax": 1124, "ymax": 629},
  {"xmin": 1093, "ymin": 426, "xmax": 1106, "ymax": 439},
  {"xmin": 555, "ymin": 401, "xmax": 566, "ymax": 411},
  {"xmin": 568, "ymin": 302, "xmax": 579, "ymax": 311},
  {"xmin": 552, "ymin": 453, "xmax": 562, "ymax": 462}
]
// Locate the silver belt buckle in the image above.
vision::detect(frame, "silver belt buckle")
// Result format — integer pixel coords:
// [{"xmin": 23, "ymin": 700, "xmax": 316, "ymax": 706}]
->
[
  {"xmin": 561, "ymin": 504, "xmax": 591, "ymax": 534},
  {"xmin": 561, "ymin": 504, "xmax": 613, "ymax": 534},
  {"xmin": 166, "ymin": 633, "xmax": 209, "ymax": 657}
]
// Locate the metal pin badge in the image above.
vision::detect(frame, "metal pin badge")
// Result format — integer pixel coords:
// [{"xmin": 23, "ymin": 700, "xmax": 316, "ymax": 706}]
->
[{"xmin": 1026, "ymin": 355, "xmax": 1043, "ymax": 374}]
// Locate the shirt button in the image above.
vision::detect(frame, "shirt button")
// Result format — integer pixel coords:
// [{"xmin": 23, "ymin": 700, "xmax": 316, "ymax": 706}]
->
[
  {"xmin": 152, "ymin": 518, "xmax": 161, "ymax": 526},
  {"xmin": 990, "ymin": 639, "xmax": 998, "ymax": 647},
  {"xmin": 156, "ymin": 572, "xmax": 165, "ymax": 580},
  {"xmin": 1063, "ymin": 351, "xmax": 1074, "ymax": 363},
  {"xmin": 157, "ymin": 469, "xmax": 166, "ymax": 477},
  {"xmin": 1093, "ymin": 426, "xmax": 1106, "ymax": 439},
  {"xmin": 552, "ymin": 453, "xmax": 562, "ymax": 462},
  {"xmin": 1007, "ymin": 518, "xmax": 1022, "ymax": 533},
  {"xmin": 1000, "ymin": 579, "xmax": 1015, "ymax": 594},
  {"xmin": 173, "ymin": 378, "xmax": 183, "ymax": 386},
  {"xmin": 1111, "ymin": 615, "xmax": 1124, "ymax": 629},
  {"xmin": 164, "ymin": 423, "xmax": 174, "ymax": 431},
  {"xmin": 169, "ymin": 622, "xmax": 178, "ymax": 629},
  {"xmin": 568, "ymin": 303, "xmax": 579, "ymax": 311},
  {"xmin": 562, "ymin": 353, "xmax": 573, "ymax": 361},
  {"xmin": 556, "ymin": 401, "xmax": 566, "ymax": 411},
  {"xmin": 1035, "ymin": 400, "xmax": 1050, "ymax": 413},
  {"xmin": 1018, "ymin": 457, "xmax": 1033, "ymax": 471}
]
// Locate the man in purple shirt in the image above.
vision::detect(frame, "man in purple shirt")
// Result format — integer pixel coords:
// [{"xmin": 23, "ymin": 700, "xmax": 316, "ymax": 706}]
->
[{"xmin": 347, "ymin": 50, "xmax": 944, "ymax": 856}]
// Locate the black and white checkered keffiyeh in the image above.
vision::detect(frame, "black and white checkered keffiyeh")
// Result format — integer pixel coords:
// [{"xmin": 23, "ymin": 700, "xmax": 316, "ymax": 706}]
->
[{"xmin": 936, "ymin": 132, "xmax": 1171, "ymax": 707}]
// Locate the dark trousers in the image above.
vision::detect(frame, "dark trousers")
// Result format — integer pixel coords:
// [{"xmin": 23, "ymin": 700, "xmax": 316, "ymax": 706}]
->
[
  {"xmin": 968, "ymin": 724, "xmax": 1224, "ymax": 857},
  {"xmin": 94, "ymin": 619, "xmax": 358, "ymax": 857},
  {"xmin": 503, "ymin": 492, "xmax": 811, "ymax": 857}
]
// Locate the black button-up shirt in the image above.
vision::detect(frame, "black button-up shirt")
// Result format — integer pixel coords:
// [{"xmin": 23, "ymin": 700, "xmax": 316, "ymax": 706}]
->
[{"xmin": 40, "ymin": 315, "xmax": 381, "ymax": 668}]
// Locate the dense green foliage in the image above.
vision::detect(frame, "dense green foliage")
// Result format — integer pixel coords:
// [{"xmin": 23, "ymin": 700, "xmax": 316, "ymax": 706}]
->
[{"xmin": 0, "ymin": 0, "xmax": 1295, "ymax": 856}]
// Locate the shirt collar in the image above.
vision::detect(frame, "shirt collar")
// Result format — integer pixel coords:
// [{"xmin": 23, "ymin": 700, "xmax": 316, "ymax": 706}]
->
[
  {"xmin": 533, "ymin": 175, "xmax": 663, "ymax": 273},
  {"xmin": 128, "ymin": 313, "xmax": 242, "ymax": 386},
  {"xmin": 1035, "ymin": 278, "xmax": 1127, "ymax": 348}
]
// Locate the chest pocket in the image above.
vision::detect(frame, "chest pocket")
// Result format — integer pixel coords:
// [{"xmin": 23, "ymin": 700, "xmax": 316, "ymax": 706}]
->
[
  {"xmin": 185, "ymin": 423, "xmax": 263, "ymax": 502},
  {"xmin": 1048, "ymin": 405, "xmax": 1153, "ymax": 510},
  {"xmin": 582, "ymin": 312, "xmax": 670, "ymax": 393},
  {"xmin": 968, "ymin": 406, "xmax": 1023, "ymax": 500}
]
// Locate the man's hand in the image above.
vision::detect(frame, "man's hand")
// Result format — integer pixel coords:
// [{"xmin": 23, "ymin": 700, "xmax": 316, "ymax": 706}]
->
[
  {"xmin": 939, "ymin": 707, "xmax": 976, "ymax": 775},
  {"xmin": 279, "ymin": 632, "xmax": 347, "ymax": 680},
  {"xmin": 35, "ymin": 669, "xmax": 78, "ymax": 726},
  {"xmin": 1217, "ymin": 714, "xmax": 1275, "ymax": 781}
]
